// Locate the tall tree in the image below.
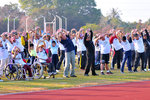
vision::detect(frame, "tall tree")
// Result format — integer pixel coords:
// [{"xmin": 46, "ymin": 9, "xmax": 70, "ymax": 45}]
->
[{"xmin": 19, "ymin": 0, "xmax": 102, "ymax": 30}]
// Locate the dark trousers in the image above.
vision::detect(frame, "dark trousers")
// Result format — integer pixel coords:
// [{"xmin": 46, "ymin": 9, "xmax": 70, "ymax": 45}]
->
[
  {"xmin": 80, "ymin": 51, "xmax": 87, "ymax": 69},
  {"xmin": 23, "ymin": 65, "xmax": 32, "ymax": 78},
  {"xmin": 95, "ymin": 51, "xmax": 101, "ymax": 65},
  {"xmin": 112, "ymin": 49, "xmax": 123, "ymax": 69},
  {"xmin": 145, "ymin": 50, "xmax": 150, "ymax": 69},
  {"xmin": 121, "ymin": 50, "xmax": 132, "ymax": 72},
  {"xmin": 134, "ymin": 52, "xmax": 145, "ymax": 71},
  {"xmin": 56, "ymin": 50, "xmax": 65, "ymax": 70},
  {"xmin": 131, "ymin": 50, "xmax": 135, "ymax": 67},
  {"xmin": 85, "ymin": 53, "xmax": 96, "ymax": 75},
  {"xmin": 31, "ymin": 56, "xmax": 35, "ymax": 64},
  {"xmin": 52, "ymin": 54, "xmax": 59, "ymax": 71}
]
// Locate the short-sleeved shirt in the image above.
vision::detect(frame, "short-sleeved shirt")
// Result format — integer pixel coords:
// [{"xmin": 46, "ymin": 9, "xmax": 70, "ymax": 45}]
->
[{"xmin": 37, "ymin": 50, "xmax": 48, "ymax": 63}]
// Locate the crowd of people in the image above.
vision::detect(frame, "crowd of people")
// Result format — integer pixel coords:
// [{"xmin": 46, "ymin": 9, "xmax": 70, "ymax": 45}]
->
[{"xmin": 0, "ymin": 27, "xmax": 150, "ymax": 82}]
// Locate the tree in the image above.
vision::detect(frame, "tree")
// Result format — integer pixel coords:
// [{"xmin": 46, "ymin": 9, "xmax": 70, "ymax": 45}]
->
[
  {"xmin": 19, "ymin": 0, "xmax": 102, "ymax": 30},
  {"xmin": 0, "ymin": 3, "xmax": 25, "ymax": 34}
]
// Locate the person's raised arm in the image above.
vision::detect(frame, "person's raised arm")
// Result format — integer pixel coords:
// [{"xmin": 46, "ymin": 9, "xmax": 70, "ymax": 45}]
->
[
  {"xmin": 84, "ymin": 33, "xmax": 88, "ymax": 44},
  {"xmin": 28, "ymin": 40, "xmax": 31, "ymax": 53},
  {"xmin": 90, "ymin": 30, "xmax": 93, "ymax": 40},
  {"xmin": 145, "ymin": 29, "xmax": 150, "ymax": 40}
]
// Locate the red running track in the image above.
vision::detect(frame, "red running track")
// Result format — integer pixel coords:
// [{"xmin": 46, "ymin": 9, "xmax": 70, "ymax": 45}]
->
[{"xmin": 0, "ymin": 81, "xmax": 150, "ymax": 100}]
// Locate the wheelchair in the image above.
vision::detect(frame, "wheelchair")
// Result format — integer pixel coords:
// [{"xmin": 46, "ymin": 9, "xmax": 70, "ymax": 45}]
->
[
  {"xmin": 31, "ymin": 58, "xmax": 55, "ymax": 79},
  {"xmin": 4, "ymin": 58, "xmax": 34, "ymax": 81}
]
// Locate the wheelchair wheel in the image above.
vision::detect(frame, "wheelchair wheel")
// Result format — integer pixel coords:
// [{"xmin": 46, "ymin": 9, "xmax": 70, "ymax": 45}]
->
[
  {"xmin": 4, "ymin": 64, "xmax": 18, "ymax": 80},
  {"xmin": 31, "ymin": 62, "xmax": 43, "ymax": 79}
]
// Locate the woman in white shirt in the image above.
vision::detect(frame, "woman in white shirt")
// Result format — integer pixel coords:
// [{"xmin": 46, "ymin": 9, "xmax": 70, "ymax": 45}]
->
[{"xmin": 76, "ymin": 28, "xmax": 87, "ymax": 70}]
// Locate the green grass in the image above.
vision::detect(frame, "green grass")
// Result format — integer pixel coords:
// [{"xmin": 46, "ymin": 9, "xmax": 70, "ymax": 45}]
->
[{"xmin": 0, "ymin": 65, "xmax": 150, "ymax": 94}]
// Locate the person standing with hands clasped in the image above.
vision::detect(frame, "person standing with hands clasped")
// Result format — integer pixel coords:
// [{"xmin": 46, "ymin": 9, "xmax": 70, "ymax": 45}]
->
[
  {"xmin": 117, "ymin": 31, "xmax": 132, "ymax": 73},
  {"xmin": 83, "ymin": 29, "xmax": 98, "ymax": 76},
  {"xmin": 57, "ymin": 29, "xmax": 77, "ymax": 78}
]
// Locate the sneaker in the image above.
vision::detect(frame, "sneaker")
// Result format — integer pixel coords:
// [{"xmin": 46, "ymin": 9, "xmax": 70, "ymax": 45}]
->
[
  {"xmin": 109, "ymin": 71, "xmax": 113, "ymax": 74},
  {"xmin": 134, "ymin": 70, "xmax": 138, "ymax": 72},
  {"xmin": 144, "ymin": 69, "xmax": 147, "ymax": 72},
  {"xmin": 56, "ymin": 70, "xmax": 60, "ymax": 73},
  {"xmin": 70, "ymin": 75, "xmax": 77, "ymax": 77},
  {"xmin": 107, "ymin": 71, "xmax": 113, "ymax": 75},
  {"xmin": 121, "ymin": 71, "xmax": 124, "ymax": 74},
  {"xmin": 53, "ymin": 72, "xmax": 57, "ymax": 75},
  {"xmin": 128, "ymin": 70, "xmax": 133, "ymax": 73},
  {"xmin": 101, "ymin": 72, "xmax": 105, "ymax": 75},
  {"xmin": 48, "ymin": 72, "xmax": 53, "ymax": 76},
  {"xmin": 84, "ymin": 74, "xmax": 89, "ymax": 76}
]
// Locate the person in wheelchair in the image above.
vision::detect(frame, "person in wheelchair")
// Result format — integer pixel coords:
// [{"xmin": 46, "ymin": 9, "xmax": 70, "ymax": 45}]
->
[
  {"xmin": 12, "ymin": 46, "xmax": 33, "ymax": 80},
  {"xmin": 36, "ymin": 40, "xmax": 55, "ymax": 76}
]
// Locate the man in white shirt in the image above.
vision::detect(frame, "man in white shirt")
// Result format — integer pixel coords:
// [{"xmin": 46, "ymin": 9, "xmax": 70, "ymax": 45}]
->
[
  {"xmin": 119, "ymin": 35, "xmax": 132, "ymax": 73},
  {"xmin": 126, "ymin": 33, "xmax": 135, "ymax": 68},
  {"xmin": 110, "ymin": 31, "xmax": 123, "ymax": 69},
  {"xmin": 132, "ymin": 33, "xmax": 145, "ymax": 72},
  {"xmin": 95, "ymin": 34, "xmax": 113, "ymax": 75}
]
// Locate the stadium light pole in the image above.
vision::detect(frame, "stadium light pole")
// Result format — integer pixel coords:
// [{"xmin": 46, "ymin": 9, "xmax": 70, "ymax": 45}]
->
[
  {"xmin": 7, "ymin": 15, "xmax": 10, "ymax": 33},
  {"xmin": 56, "ymin": 15, "xmax": 62, "ymax": 29},
  {"xmin": 13, "ymin": 17, "xmax": 17, "ymax": 30},
  {"xmin": 62, "ymin": 16, "xmax": 67, "ymax": 30},
  {"xmin": 26, "ymin": 17, "xmax": 29, "ymax": 32}
]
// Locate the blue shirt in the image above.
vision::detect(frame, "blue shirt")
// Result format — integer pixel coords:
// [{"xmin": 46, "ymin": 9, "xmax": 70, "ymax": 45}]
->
[{"xmin": 60, "ymin": 35, "xmax": 75, "ymax": 52}]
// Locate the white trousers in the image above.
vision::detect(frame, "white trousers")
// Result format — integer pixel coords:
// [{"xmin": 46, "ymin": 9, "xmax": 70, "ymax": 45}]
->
[{"xmin": 0, "ymin": 58, "xmax": 8, "ymax": 76}]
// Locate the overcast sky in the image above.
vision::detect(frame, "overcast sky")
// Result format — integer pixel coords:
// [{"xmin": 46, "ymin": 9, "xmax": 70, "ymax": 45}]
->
[{"xmin": 1, "ymin": 0, "xmax": 150, "ymax": 22}]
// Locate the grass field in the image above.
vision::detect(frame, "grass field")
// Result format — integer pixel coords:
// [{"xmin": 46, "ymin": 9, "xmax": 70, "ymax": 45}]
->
[{"xmin": 0, "ymin": 65, "xmax": 150, "ymax": 94}]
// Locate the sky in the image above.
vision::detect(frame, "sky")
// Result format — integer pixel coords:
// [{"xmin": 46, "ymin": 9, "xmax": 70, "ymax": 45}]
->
[{"xmin": 0, "ymin": 0, "xmax": 150, "ymax": 22}]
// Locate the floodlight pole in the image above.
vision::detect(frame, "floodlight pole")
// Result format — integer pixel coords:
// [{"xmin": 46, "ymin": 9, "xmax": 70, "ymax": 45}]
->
[
  {"xmin": 26, "ymin": 17, "xmax": 29, "ymax": 32},
  {"xmin": 7, "ymin": 15, "xmax": 10, "ymax": 33},
  {"xmin": 62, "ymin": 16, "xmax": 67, "ymax": 30},
  {"xmin": 56, "ymin": 15, "xmax": 62, "ymax": 29},
  {"xmin": 44, "ymin": 17, "xmax": 46, "ymax": 32},
  {"xmin": 13, "ymin": 17, "xmax": 17, "ymax": 30}
]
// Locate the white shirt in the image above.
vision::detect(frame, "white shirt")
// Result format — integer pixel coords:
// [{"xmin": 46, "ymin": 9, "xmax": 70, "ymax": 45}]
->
[
  {"xmin": 44, "ymin": 40, "xmax": 51, "ymax": 49},
  {"xmin": 77, "ymin": 39, "xmax": 86, "ymax": 51},
  {"xmin": 50, "ymin": 45, "xmax": 58, "ymax": 55},
  {"xmin": 121, "ymin": 41, "xmax": 131, "ymax": 52},
  {"xmin": 112, "ymin": 38, "xmax": 122, "ymax": 51},
  {"xmin": 37, "ymin": 50, "xmax": 48, "ymax": 63},
  {"xmin": 99, "ymin": 39, "xmax": 111, "ymax": 54},
  {"xmin": 72, "ymin": 38, "xmax": 77, "ymax": 46},
  {"xmin": 13, "ymin": 53, "xmax": 26, "ymax": 65},
  {"xmin": 58, "ymin": 42, "xmax": 65, "ymax": 50},
  {"xmin": 16, "ymin": 38, "xmax": 24, "ymax": 52},
  {"xmin": 7, "ymin": 41, "xmax": 14, "ymax": 52},
  {"xmin": 133, "ymin": 37, "xmax": 145, "ymax": 53},
  {"xmin": 130, "ymin": 42, "xmax": 135, "ymax": 51},
  {"xmin": 33, "ymin": 39, "xmax": 39, "ymax": 51},
  {"xmin": 94, "ymin": 39, "xmax": 100, "ymax": 51},
  {"xmin": 0, "ymin": 47, "xmax": 5, "ymax": 60},
  {"xmin": 1, "ymin": 40, "xmax": 9, "ymax": 59}
]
